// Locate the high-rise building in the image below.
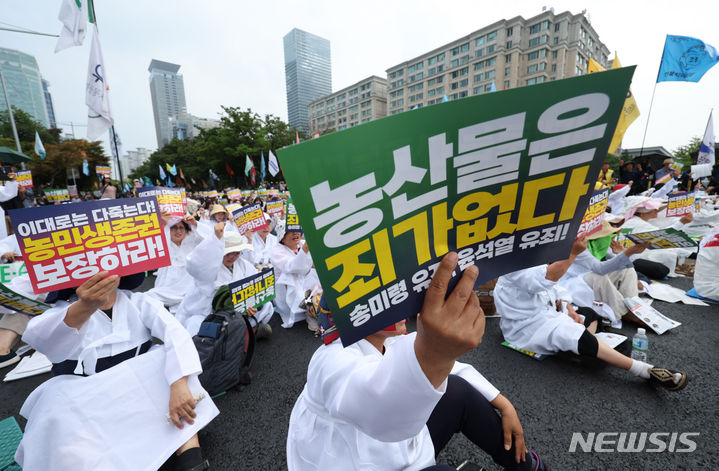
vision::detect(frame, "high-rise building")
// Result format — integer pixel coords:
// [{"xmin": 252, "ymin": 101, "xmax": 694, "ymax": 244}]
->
[
  {"xmin": 0, "ymin": 47, "xmax": 50, "ymax": 127},
  {"xmin": 386, "ymin": 10, "xmax": 610, "ymax": 114},
  {"xmin": 283, "ymin": 28, "xmax": 332, "ymax": 133},
  {"xmin": 308, "ymin": 76, "xmax": 388, "ymax": 133},
  {"xmin": 148, "ymin": 59, "xmax": 187, "ymax": 148},
  {"xmin": 41, "ymin": 78, "xmax": 57, "ymax": 129},
  {"xmin": 121, "ymin": 147, "xmax": 152, "ymax": 178}
]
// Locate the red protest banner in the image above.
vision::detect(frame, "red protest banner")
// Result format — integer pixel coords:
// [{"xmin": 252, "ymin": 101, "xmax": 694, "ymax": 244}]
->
[
  {"xmin": 9, "ymin": 197, "xmax": 171, "ymax": 293},
  {"xmin": 138, "ymin": 187, "xmax": 186, "ymax": 217},
  {"xmin": 577, "ymin": 188, "xmax": 610, "ymax": 237},
  {"xmin": 232, "ymin": 203, "xmax": 269, "ymax": 234}
]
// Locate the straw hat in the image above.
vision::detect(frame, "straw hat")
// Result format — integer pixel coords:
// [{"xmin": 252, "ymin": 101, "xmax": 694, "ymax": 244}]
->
[
  {"xmin": 223, "ymin": 232, "xmax": 253, "ymax": 256},
  {"xmin": 587, "ymin": 218, "xmax": 624, "ymax": 240},
  {"xmin": 210, "ymin": 204, "xmax": 229, "ymax": 218}
]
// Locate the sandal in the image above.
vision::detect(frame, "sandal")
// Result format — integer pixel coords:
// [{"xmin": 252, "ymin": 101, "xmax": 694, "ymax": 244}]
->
[{"xmin": 649, "ymin": 367, "xmax": 688, "ymax": 391}]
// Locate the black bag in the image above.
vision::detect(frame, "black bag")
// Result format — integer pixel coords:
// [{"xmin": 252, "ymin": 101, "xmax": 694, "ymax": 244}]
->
[{"xmin": 193, "ymin": 286, "xmax": 256, "ymax": 396}]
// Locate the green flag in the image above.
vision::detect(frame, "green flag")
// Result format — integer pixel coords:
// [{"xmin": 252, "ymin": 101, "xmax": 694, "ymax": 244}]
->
[{"xmin": 244, "ymin": 154, "xmax": 253, "ymax": 176}]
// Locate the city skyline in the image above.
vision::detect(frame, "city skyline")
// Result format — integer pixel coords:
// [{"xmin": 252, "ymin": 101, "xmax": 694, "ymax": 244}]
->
[
  {"xmin": 1, "ymin": 0, "xmax": 718, "ymax": 158},
  {"xmin": 0, "ymin": 46, "xmax": 51, "ymax": 128}
]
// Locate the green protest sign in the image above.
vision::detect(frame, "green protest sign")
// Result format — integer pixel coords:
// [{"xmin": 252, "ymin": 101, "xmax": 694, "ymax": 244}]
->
[
  {"xmin": 229, "ymin": 267, "xmax": 276, "ymax": 313},
  {"xmin": 285, "ymin": 195, "xmax": 301, "ymax": 232},
  {"xmin": 626, "ymin": 228, "xmax": 698, "ymax": 249},
  {"xmin": 0, "ymin": 281, "xmax": 50, "ymax": 316},
  {"xmin": 277, "ymin": 67, "xmax": 635, "ymax": 346}
]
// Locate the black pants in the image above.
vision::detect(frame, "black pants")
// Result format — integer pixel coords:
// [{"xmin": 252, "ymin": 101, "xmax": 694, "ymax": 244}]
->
[
  {"xmin": 422, "ymin": 375, "xmax": 532, "ymax": 471},
  {"xmin": 633, "ymin": 259, "xmax": 669, "ymax": 280}
]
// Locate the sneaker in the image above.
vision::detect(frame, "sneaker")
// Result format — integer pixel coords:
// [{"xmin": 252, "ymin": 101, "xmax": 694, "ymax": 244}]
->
[
  {"xmin": 0, "ymin": 350, "xmax": 20, "ymax": 369},
  {"xmin": 255, "ymin": 322, "xmax": 272, "ymax": 340},
  {"xmin": 530, "ymin": 450, "xmax": 552, "ymax": 471}
]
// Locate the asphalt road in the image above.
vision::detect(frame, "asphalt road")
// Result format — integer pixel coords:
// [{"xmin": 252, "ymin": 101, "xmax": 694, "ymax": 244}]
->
[{"xmin": 1, "ymin": 275, "xmax": 718, "ymax": 470}]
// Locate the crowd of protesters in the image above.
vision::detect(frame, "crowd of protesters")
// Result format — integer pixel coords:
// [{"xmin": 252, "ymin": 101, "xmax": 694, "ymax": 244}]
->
[{"xmin": 0, "ymin": 159, "xmax": 717, "ymax": 470}]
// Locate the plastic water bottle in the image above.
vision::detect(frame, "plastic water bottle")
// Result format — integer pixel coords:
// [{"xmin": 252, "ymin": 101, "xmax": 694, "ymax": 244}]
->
[{"xmin": 631, "ymin": 328, "xmax": 648, "ymax": 362}]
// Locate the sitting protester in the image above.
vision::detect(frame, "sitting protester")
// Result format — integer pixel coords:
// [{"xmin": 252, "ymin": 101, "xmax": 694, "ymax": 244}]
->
[
  {"xmin": 694, "ymin": 228, "xmax": 719, "ymax": 301},
  {"xmin": 494, "ymin": 237, "xmax": 687, "ymax": 391},
  {"xmin": 621, "ymin": 198, "xmax": 694, "ymax": 278},
  {"xmin": 242, "ymin": 213, "xmax": 278, "ymax": 267},
  {"xmin": 270, "ymin": 227, "xmax": 320, "ymax": 331},
  {"xmin": 201, "ymin": 204, "xmax": 237, "ymax": 233},
  {"xmin": 287, "ymin": 253, "xmax": 550, "ymax": 471},
  {"xmin": 17, "ymin": 271, "xmax": 217, "ymax": 471},
  {"xmin": 146, "ymin": 213, "xmax": 208, "ymax": 312},
  {"xmin": 175, "ymin": 222, "xmax": 274, "ymax": 338}
]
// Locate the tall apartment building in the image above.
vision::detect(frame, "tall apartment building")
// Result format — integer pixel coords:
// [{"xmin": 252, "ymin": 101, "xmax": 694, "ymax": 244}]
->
[
  {"xmin": 0, "ymin": 47, "xmax": 50, "ymax": 127},
  {"xmin": 148, "ymin": 59, "xmax": 187, "ymax": 148},
  {"xmin": 283, "ymin": 28, "xmax": 332, "ymax": 133},
  {"xmin": 308, "ymin": 75, "xmax": 388, "ymax": 133},
  {"xmin": 41, "ymin": 78, "xmax": 57, "ymax": 129},
  {"xmin": 386, "ymin": 10, "xmax": 610, "ymax": 114},
  {"xmin": 121, "ymin": 147, "xmax": 152, "ymax": 177}
]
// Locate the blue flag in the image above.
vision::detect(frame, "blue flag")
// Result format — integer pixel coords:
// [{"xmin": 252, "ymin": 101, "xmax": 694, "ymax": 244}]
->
[
  {"xmin": 657, "ymin": 35, "xmax": 719, "ymax": 82},
  {"xmin": 441, "ymin": 94, "xmax": 449, "ymax": 103},
  {"xmin": 158, "ymin": 164, "xmax": 166, "ymax": 180},
  {"xmin": 260, "ymin": 151, "xmax": 266, "ymax": 184},
  {"xmin": 34, "ymin": 131, "xmax": 46, "ymax": 159},
  {"xmin": 82, "ymin": 159, "xmax": 89, "ymax": 176},
  {"xmin": 490, "ymin": 80, "xmax": 496, "ymax": 92}
]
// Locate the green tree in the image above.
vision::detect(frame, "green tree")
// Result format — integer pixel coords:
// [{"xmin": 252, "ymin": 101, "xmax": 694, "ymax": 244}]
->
[
  {"xmin": 0, "ymin": 107, "xmax": 60, "ymax": 151},
  {"xmin": 130, "ymin": 107, "xmax": 296, "ymax": 189},
  {"xmin": 28, "ymin": 139, "xmax": 109, "ymax": 189},
  {"xmin": 673, "ymin": 136, "xmax": 702, "ymax": 170}
]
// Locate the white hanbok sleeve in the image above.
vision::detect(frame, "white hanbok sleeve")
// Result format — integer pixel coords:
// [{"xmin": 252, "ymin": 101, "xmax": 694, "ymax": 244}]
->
[
  {"xmin": 575, "ymin": 249, "xmax": 633, "ymax": 275},
  {"xmin": 186, "ymin": 234, "xmax": 223, "ymax": 284},
  {"xmin": 279, "ymin": 247, "xmax": 313, "ymax": 276},
  {"xmin": 0, "ymin": 181, "xmax": 18, "ymax": 202},
  {"xmin": 22, "ymin": 302, "xmax": 84, "ymax": 363},
  {"xmin": 134, "ymin": 293, "xmax": 202, "ymax": 384},
  {"xmin": 503, "ymin": 265, "xmax": 555, "ymax": 294},
  {"xmin": 312, "ymin": 333, "xmax": 444, "ymax": 442},
  {"xmin": 449, "ymin": 361, "xmax": 499, "ymax": 402}
]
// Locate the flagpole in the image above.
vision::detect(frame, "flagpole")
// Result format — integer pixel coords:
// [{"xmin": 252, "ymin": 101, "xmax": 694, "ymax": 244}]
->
[{"xmin": 638, "ymin": 82, "xmax": 658, "ymax": 160}]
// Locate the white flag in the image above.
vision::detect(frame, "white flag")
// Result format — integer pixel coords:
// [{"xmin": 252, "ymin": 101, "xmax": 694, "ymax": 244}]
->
[
  {"xmin": 692, "ymin": 111, "xmax": 715, "ymax": 180},
  {"xmin": 697, "ymin": 111, "xmax": 715, "ymax": 166},
  {"xmin": 55, "ymin": 0, "xmax": 89, "ymax": 53},
  {"xmin": 86, "ymin": 27, "xmax": 113, "ymax": 140},
  {"xmin": 268, "ymin": 150, "xmax": 280, "ymax": 176}
]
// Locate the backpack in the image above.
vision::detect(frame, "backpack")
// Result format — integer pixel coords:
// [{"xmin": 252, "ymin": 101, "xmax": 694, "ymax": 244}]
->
[{"xmin": 193, "ymin": 286, "xmax": 256, "ymax": 396}]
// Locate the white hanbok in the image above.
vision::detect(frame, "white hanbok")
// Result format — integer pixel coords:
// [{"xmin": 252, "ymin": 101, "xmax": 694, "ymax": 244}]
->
[
  {"xmin": 145, "ymin": 224, "xmax": 207, "ymax": 311},
  {"xmin": 0, "ymin": 181, "xmax": 18, "ymax": 240},
  {"xmin": 694, "ymin": 229, "xmax": 719, "ymax": 300},
  {"xmin": 287, "ymin": 332, "xmax": 499, "ymax": 471},
  {"xmin": 557, "ymin": 250, "xmax": 635, "ymax": 321},
  {"xmin": 270, "ymin": 243, "xmax": 320, "ymax": 328},
  {"xmin": 495, "ymin": 266, "xmax": 585, "ymax": 356},
  {"xmin": 175, "ymin": 234, "xmax": 273, "ymax": 336},
  {"xmin": 16, "ymin": 290, "xmax": 218, "ymax": 471},
  {"xmin": 249, "ymin": 232, "xmax": 278, "ymax": 266}
]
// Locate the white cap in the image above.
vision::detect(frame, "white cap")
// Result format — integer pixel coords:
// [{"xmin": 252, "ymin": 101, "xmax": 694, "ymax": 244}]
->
[{"xmin": 637, "ymin": 328, "xmax": 646, "ymax": 335}]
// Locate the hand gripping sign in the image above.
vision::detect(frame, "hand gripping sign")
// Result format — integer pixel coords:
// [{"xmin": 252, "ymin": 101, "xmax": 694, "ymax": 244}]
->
[
  {"xmin": 9, "ymin": 197, "xmax": 171, "ymax": 293},
  {"xmin": 278, "ymin": 67, "xmax": 635, "ymax": 346}
]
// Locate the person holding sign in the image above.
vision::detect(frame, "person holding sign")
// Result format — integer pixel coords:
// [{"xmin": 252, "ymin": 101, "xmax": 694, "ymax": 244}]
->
[
  {"xmin": 146, "ymin": 212, "xmax": 209, "ymax": 313},
  {"xmin": 175, "ymin": 222, "xmax": 274, "ymax": 338},
  {"xmin": 17, "ymin": 272, "xmax": 217, "ymax": 471},
  {"xmin": 288, "ymin": 253, "xmax": 551, "ymax": 471},
  {"xmin": 243, "ymin": 213, "xmax": 278, "ymax": 267},
  {"xmin": 622, "ymin": 198, "xmax": 694, "ymax": 277},
  {"xmin": 494, "ymin": 237, "xmax": 687, "ymax": 391},
  {"xmin": 270, "ymin": 226, "xmax": 320, "ymax": 331},
  {"xmin": 201, "ymin": 204, "xmax": 238, "ymax": 234}
]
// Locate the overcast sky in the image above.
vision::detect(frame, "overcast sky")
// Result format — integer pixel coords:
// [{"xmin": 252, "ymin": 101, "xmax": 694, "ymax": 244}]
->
[{"xmin": 2, "ymin": 0, "xmax": 718, "ymax": 159}]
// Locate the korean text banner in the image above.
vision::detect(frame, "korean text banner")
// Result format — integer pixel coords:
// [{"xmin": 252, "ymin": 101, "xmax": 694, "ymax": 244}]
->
[
  {"xmin": 0, "ymin": 282, "xmax": 50, "ymax": 316},
  {"xmin": 266, "ymin": 200, "xmax": 285, "ymax": 217},
  {"xmin": 45, "ymin": 189, "xmax": 70, "ymax": 203},
  {"xmin": 277, "ymin": 68, "xmax": 634, "ymax": 346},
  {"xmin": 227, "ymin": 189, "xmax": 241, "ymax": 200},
  {"xmin": 9, "ymin": 197, "xmax": 171, "ymax": 294},
  {"xmin": 626, "ymin": 228, "xmax": 698, "ymax": 249},
  {"xmin": 229, "ymin": 267, "xmax": 276, "ymax": 313},
  {"xmin": 666, "ymin": 192, "xmax": 695, "ymax": 217},
  {"xmin": 285, "ymin": 196, "xmax": 301, "ymax": 232},
  {"xmin": 232, "ymin": 203, "xmax": 269, "ymax": 234},
  {"xmin": 16, "ymin": 170, "xmax": 33, "ymax": 188},
  {"xmin": 137, "ymin": 186, "xmax": 186, "ymax": 217},
  {"xmin": 96, "ymin": 165, "xmax": 111, "ymax": 177},
  {"xmin": 577, "ymin": 188, "xmax": 610, "ymax": 236}
]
